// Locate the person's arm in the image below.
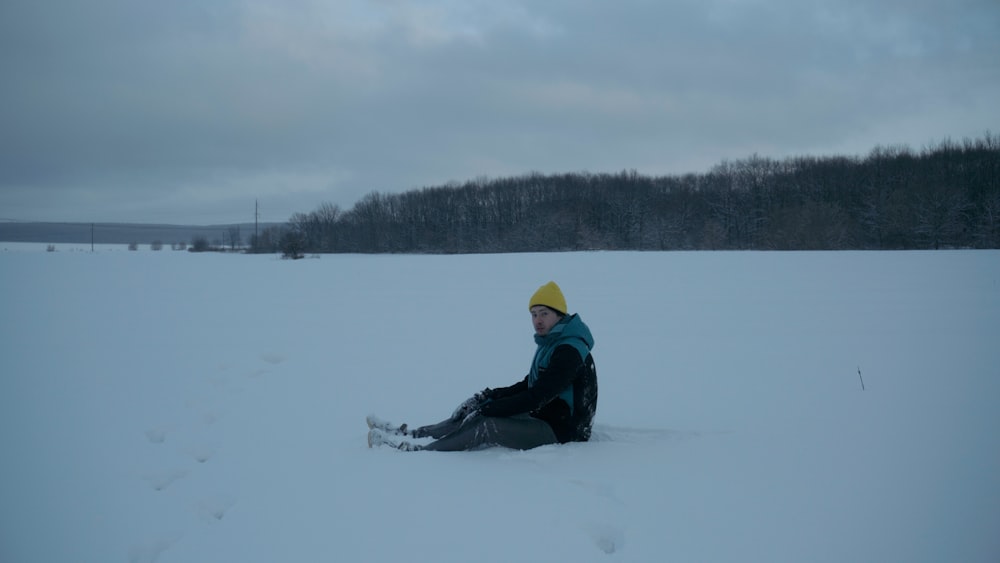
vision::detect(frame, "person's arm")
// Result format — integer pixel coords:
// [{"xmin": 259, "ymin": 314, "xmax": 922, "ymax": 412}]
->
[
  {"xmin": 479, "ymin": 346, "xmax": 581, "ymax": 417},
  {"xmin": 449, "ymin": 376, "xmax": 527, "ymax": 422},
  {"xmin": 487, "ymin": 377, "xmax": 528, "ymax": 399}
]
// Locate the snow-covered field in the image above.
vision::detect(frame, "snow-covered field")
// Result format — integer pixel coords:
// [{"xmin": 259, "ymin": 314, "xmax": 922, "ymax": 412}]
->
[{"xmin": 2, "ymin": 245, "xmax": 998, "ymax": 563}]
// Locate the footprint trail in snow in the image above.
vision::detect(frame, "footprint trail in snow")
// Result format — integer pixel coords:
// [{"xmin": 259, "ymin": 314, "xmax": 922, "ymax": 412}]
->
[{"xmin": 131, "ymin": 353, "xmax": 287, "ymax": 560}]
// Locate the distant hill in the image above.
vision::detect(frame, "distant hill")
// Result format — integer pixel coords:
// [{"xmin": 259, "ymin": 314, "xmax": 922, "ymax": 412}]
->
[{"xmin": 0, "ymin": 221, "xmax": 284, "ymax": 246}]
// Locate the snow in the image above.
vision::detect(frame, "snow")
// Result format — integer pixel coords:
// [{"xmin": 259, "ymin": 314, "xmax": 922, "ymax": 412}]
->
[{"xmin": 2, "ymin": 245, "xmax": 999, "ymax": 562}]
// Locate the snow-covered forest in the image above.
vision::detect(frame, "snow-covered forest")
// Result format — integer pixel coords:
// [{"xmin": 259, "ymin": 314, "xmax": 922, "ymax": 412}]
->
[{"xmin": 257, "ymin": 135, "xmax": 999, "ymax": 254}]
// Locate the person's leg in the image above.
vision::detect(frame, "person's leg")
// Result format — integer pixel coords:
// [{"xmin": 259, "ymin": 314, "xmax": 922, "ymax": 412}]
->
[
  {"xmin": 410, "ymin": 417, "xmax": 462, "ymax": 439},
  {"xmin": 420, "ymin": 414, "xmax": 558, "ymax": 452}
]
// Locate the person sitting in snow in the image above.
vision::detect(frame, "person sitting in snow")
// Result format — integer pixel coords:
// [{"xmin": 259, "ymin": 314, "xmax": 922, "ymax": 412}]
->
[{"xmin": 368, "ymin": 281, "xmax": 597, "ymax": 451}]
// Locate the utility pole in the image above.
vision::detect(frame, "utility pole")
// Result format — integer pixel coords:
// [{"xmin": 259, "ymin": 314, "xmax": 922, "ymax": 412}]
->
[
  {"xmin": 254, "ymin": 199, "xmax": 259, "ymax": 252},
  {"xmin": 91, "ymin": 223, "xmax": 94, "ymax": 252}
]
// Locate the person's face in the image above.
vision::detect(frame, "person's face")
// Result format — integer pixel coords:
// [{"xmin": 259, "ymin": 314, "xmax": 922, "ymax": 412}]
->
[{"xmin": 531, "ymin": 305, "xmax": 562, "ymax": 336}]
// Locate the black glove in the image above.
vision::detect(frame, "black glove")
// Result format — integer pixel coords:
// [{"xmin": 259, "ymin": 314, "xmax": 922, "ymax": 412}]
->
[{"xmin": 449, "ymin": 388, "xmax": 493, "ymax": 422}]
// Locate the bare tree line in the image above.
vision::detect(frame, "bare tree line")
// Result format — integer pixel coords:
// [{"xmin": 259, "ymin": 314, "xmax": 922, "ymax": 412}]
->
[{"xmin": 250, "ymin": 134, "xmax": 1000, "ymax": 255}]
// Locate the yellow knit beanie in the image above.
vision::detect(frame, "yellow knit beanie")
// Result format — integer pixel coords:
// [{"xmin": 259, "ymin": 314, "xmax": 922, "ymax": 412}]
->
[{"xmin": 529, "ymin": 281, "xmax": 568, "ymax": 315}]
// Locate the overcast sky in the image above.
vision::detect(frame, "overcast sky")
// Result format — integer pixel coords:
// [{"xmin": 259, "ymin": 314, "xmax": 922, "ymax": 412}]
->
[{"xmin": 2, "ymin": 0, "xmax": 998, "ymax": 224}]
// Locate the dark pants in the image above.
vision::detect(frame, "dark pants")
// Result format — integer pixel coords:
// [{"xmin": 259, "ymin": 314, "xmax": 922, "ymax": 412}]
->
[{"xmin": 412, "ymin": 414, "xmax": 558, "ymax": 452}]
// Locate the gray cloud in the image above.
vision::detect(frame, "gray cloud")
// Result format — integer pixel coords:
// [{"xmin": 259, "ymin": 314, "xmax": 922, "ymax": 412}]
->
[{"xmin": 1, "ymin": 0, "xmax": 998, "ymax": 223}]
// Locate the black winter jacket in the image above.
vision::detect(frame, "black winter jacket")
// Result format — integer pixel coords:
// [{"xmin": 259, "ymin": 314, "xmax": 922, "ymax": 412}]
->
[{"xmin": 479, "ymin": 346, "xmax": 598, "ymax": 443}]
